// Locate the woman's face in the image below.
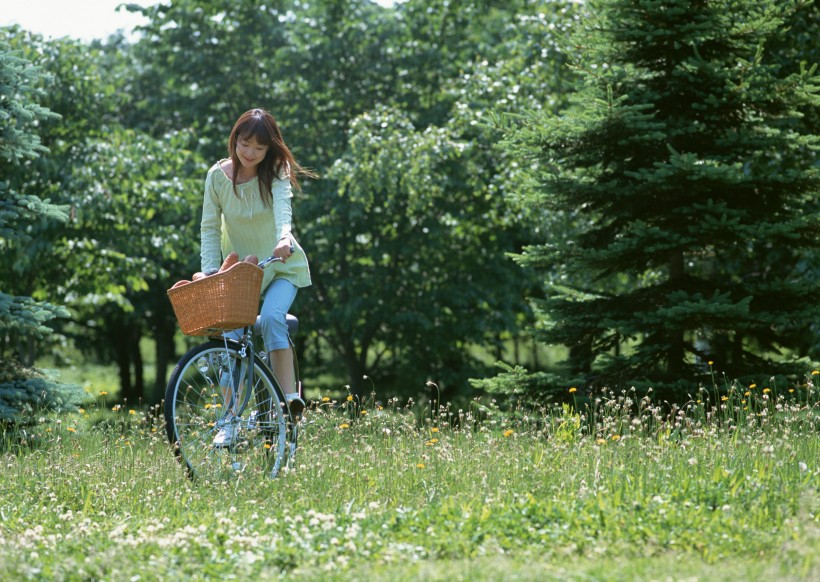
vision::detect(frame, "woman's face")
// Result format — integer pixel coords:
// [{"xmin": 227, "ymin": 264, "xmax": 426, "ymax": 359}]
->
[{"xmin": 235, "ymin": 135, "xmax": 269, "ymax": 172}]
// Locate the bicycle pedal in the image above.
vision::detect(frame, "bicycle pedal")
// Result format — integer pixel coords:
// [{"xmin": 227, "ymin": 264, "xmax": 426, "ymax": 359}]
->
[{"xmin": 247, "ymin": 410, "xmax": 258, "ymax": 429}]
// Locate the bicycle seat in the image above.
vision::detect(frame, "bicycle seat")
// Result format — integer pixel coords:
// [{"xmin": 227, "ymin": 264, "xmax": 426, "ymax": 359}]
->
[{"xmin": 286, "ymin": 314, "xmax": 299, "ymax": 336}]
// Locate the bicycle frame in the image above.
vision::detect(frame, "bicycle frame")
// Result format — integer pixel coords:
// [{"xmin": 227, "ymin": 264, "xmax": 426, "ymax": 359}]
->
[{"xmin": 216, "ymin": 252, "xmax": 297, "ymax": 421}]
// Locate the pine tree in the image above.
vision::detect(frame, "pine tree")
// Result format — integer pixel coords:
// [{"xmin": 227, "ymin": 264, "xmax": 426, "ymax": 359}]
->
[
  {"xmin": 0, "ymin": 36, "xmax": 82, "ymax": 423},
  {"xmin": 506, "ymin": 0, "xmax": 820, "ymax": 396}
]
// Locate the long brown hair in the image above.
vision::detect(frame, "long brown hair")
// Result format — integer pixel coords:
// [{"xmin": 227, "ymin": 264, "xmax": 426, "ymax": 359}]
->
[{"xmin": 227, "ymin": 108, "xmax": 315, "ymax": 205}]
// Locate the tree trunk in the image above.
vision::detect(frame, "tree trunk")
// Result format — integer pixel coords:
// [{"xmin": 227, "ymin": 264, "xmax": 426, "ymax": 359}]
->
[
  {"xmin": 112, "ymin": 325, "xmax": 134, "ymax": 402},
  {"xmin": 131, "ymin": 327, "xmax": 144, "ymax": 404},
  {"xmin": 152, "ymin": 319, "xmax": 177, "ymax": 405},
  {"xmin": 667, "ymin": 250, "xmax": 686, "ymax": 377}
]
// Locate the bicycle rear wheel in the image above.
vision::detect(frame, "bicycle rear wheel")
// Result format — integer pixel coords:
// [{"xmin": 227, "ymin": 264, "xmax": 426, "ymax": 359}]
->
[{"xmin": 165, "ymin": 340, "xmax": 293, "ymax": 480}]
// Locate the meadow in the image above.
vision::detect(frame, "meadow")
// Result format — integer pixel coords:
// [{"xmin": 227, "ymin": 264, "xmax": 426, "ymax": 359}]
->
[{"xmin": 1, "ymin": 372, "xmax": 818, "ymax": 581}]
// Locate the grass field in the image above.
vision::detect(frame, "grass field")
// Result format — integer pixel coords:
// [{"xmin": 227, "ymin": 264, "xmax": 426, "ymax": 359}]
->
[{"xmin": 1, "ymin": 373, "xmax": 818, "ymax": 581}]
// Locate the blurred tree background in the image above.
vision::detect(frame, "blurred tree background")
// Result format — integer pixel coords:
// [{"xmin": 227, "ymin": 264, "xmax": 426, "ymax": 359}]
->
[{"xmin": 0, "ymin": 0, "xmax": 817, "ymax": 418}]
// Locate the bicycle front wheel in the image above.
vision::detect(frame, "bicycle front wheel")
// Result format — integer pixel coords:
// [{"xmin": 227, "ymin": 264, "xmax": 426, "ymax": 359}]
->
[{"xmin": 164, "ymin": 340, "xmax": 292, "ymax": 480}]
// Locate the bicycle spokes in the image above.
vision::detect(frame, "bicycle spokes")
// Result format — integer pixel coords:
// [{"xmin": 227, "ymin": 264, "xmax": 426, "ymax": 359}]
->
[{"xmin": 166, "ymin": 342, "xmax": 293, "ymax": 480}]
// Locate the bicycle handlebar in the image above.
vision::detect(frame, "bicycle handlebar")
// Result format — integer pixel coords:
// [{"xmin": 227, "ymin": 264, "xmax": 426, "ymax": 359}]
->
[
  {"xmin": 201, "ymin": 247, "xmax": 294, "ymax": 275},
  {"xmin": 258, "ymin": 245, "xmax": 295, "ymax": 269}
]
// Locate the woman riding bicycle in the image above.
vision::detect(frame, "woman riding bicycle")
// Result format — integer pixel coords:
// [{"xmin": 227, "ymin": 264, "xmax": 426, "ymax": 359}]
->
[{"xmin": 200, "ymin": 108, "xmax": 313, "ymax": 444}]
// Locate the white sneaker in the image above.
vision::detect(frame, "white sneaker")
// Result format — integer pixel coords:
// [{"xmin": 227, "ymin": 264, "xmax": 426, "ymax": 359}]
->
[{"xmin": 213, "ymin": 420, "xmax": 238, "ymax": 447}]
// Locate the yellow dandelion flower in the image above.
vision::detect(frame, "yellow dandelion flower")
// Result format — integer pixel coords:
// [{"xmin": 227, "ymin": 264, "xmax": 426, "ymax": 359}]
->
[
  {"xmin": 611, "ymin": 434, "xmax": 620, "ymax": 441},
  {"xmin": 763, "ymin": 388, "xmax": 771, "ymax": 394},
  {"xmin": 750, "ymin": 383, "xmax": 757, "ymax": 389},
  {"xmin": 99, "ymin": 391, "xmax": 108, "ymax": 396},
  {"xmin": 264, "ymin": 443, "xmax": 271, "ymax": 450},
  {"xmin": 744, "ymin": 391, "xmax": 751, "ymax": 396},
  {"xmin": 812, "ymin": 370, "xmax": 819, "ymax": 376},
  {"xmin": 789, "ymin": 389, "xmax": 795, "ymax": 393},
  {"xmin": 569, "ymin": 387, "xmax": 577, "ymax": 393},
  {"xmin": 431, "ymin": 427, "xmax": 439, "ymax": 433},
  {"xmin": 347, "ymin": 395, "xmax": 354, "ymax": 402},
  {"xmin": 205, "ymin": 403, "xmax": 213, "ymax": 409},
  {"xmin": 708, "ymin": 360, "xmax": 714, "ymax": 366},
  {"xmin": 322, "ymin": 396, "xmax": 331, "ymax": 403},
  {"xmin": 596, "ymin": 438, "xmax": 606, "ymax": 445},
  {"xmin": 416, "ymin": 463, "xmax": 425, "ymax": 469},
  {"xmin": 129, "ymin": 410, "xmax": 136, "ymax": 415},
  {"xmin": 741, "ymin": 400, "xmax": 746, "ymax": 405},
  {"xmin": 67, "ymin": 427, "xmax": 76, "ymax": 433},
  {"xmin": 721, "ymin": 396, "xmax": 729, "ymax": 401},
  {"xmin": 360, "ymin": 410, "xmax": 368, "ymax": 416},
  {"xmin": 339, "ymin": 423, "xmax": 350, "ymax": 429},
  {"xmin": 504, "ymin": 429, "xmax": 514, "ymax": 437},
  {"xmin": 78, "ymin": 408, "xmax": 85, "ymax": 414}
]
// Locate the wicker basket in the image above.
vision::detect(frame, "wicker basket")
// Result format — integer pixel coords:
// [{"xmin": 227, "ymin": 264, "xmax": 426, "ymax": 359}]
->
[{"xmin": 167, "ymin": 261, "xmax": 263, "ymax": 336}]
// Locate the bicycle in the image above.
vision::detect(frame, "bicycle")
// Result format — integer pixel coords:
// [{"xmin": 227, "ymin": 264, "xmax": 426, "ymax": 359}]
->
[{"xmin": 164, "ymin": 256, "xmax": 301, "ymax": 480}]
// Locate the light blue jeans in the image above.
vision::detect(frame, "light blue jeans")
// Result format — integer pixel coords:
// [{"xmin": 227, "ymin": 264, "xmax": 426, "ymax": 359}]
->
[{"xmin": 225, "ymin": 278, "xmax": 297, "ymax": 352}]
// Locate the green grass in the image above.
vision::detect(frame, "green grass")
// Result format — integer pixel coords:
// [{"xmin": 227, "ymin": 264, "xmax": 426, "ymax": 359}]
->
[{"xmin": 1, "ymin": 376, "xmax": 818, "ymax": 581}]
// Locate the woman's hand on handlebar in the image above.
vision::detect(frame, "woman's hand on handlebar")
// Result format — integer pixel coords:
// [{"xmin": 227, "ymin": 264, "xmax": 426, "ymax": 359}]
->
[{"xmin": 273, "ymin": 237, "xmax": 293, "ymax": 263}]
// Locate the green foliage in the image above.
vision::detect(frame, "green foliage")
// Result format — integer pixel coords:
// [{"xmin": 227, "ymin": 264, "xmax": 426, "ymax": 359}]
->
[
  {"xmin": 0, "ymin": 293, "xmax": 68, "ymax": 340},
  {"xmin": 114, "ymin": 0, "xmax": 581, "ymax": 398},
  {"xmin": 470, "ymin": 361, "xmax": 563, "ymax": 399},
  {"xmin": 502, "ymin": 0, "xmax": 820, "ymax": 395},
  {"xmin": 0, "ymin": 34, "xmax": 58, "ymax": 162},
  {"xmin": 0, "ymin": 31, "xmax": 81, "ymax": 420},
  {"xmin": 0, "ymin": 360, "xmax": 83, "ymax": 424},
  {"xmin": 1, "ymin": 28, "xmax": 205, "ymax": 402}
]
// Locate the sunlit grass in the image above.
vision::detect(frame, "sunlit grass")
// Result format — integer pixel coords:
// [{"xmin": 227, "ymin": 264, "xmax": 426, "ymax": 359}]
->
[{"xmin": 0, "ymin": 369, "xmax": 817, "ymax": 580}]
